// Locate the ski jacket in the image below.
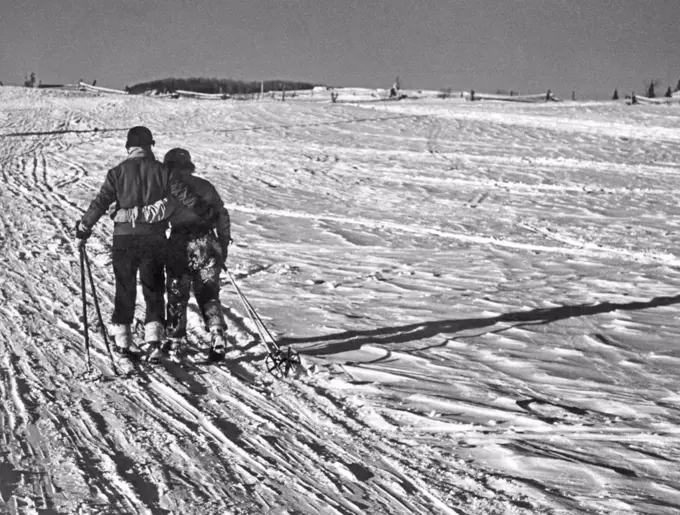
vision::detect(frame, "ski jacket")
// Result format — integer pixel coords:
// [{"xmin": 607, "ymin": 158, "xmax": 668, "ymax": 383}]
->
[
  {"xmin": 81, "ymin": 148, "xmax": 212, "ymax": 237},
  {"xmin": 115, "ymin": 171, "xmax": 231, "ymax": 254},
  {"xmin": 167, "ymin": 174, "xmax": 230, "ymax": 245}
]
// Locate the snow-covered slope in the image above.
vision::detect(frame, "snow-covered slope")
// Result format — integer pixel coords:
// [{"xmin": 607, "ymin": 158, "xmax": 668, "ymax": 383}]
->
[{"xmin": 1, "ymin": 86, "xmax": 680, "ymax": 514}]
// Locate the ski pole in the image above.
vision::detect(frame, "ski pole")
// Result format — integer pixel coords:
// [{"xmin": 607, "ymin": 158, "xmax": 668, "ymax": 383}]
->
[
  {"xmin": 223, "ymin": 266, "xmax": 300, "ymax": 377},
  {"xmin": 82, "ymin": 245, "xmax": 118, "ymax": 376},
  {"xmin": 222, "ymin": 267, "xmax": 282, "ymax": 349},
  {"xmin": 242, "ymin": 294, "xmax": 280, "ymax": 350},
  {"xmin": 224, "ymin": 267, "xmax": 277, "ymax": 351},
  {"xmin": 78, "ymin": 243, "xmax": 91, "ymax": 372}
]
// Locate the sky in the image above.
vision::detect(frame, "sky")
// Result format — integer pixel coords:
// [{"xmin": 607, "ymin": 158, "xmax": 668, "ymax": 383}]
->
[{"xmin": 2, "ymin": 0, "xmax": 679, "ymax": 99}]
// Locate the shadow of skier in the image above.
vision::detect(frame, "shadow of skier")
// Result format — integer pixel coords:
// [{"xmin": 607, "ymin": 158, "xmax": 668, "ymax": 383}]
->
[{"xmin": 282, "ymin": 294, "xmax": 680, "ymax": 357}]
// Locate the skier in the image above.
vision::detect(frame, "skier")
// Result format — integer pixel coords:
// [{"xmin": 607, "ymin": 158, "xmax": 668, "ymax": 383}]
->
[
  {"xmin": 75, "ymin": 127, "xmax": 215, "ymax": 357},
  {"xmin": 114, "ymin": 148, "xmax": 232, "ymax": 362}
]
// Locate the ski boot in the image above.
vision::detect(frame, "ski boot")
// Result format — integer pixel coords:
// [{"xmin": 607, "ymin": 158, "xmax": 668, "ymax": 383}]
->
[
  {"xmin": 145, "ymin": 342, "xmax": 167, "ymax": 364},
  {"xmin": 144, "ymin": 322, "xmax": 166, "ymax": 364},
  {"xmin": 208, "ymin": 326, "xmax": 228, "ymax": 362},
  {"xmin": 110, "ymin": 324, "xmax": 141, "ymax": 359}
]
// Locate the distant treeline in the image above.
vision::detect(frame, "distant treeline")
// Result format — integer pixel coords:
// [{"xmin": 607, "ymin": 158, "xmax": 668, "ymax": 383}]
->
[{"xmin": 127, "ymin": 77, "xmax": 320, "ymax": 95}]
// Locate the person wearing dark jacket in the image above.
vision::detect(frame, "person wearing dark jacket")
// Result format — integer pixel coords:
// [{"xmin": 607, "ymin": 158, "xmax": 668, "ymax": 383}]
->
[
  {"xmin": 114, "ymin": 148, "xmax": 231, "ymax": 361},
  {"xmin": 75, "ymin": 127, "xmax": 214, "ymax": 357}
]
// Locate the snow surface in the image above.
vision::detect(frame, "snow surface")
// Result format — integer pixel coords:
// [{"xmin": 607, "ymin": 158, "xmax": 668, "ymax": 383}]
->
[{"xmin": 1, "ymin": 86, "xmax": 680, "ymax": 514}]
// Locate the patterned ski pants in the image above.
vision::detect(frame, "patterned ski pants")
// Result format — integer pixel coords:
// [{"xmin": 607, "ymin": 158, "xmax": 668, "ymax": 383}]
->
[{"xmin": 166, "ymin": 231, "xmax": 226, "ymax": 338}]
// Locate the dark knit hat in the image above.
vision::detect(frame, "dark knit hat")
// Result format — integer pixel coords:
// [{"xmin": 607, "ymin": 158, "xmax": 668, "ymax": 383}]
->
[
  {"xmin": 125, "ymin": 126, "xmax": 155, "ymax": 149},
  {"xmin": 164, "ymin": 148, "xmax": 195, "ymax": 171}
]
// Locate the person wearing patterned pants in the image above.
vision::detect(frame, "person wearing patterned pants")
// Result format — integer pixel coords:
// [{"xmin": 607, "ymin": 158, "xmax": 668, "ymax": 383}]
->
[{"xmin": 166, "ymin": 230, "xmax": 225, "ymax": 341}]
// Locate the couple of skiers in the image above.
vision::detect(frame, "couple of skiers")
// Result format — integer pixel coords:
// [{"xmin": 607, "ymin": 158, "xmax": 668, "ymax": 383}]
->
[{"xmin": 75, "ymin": 126, "xmax": 232, "ymax": 362}]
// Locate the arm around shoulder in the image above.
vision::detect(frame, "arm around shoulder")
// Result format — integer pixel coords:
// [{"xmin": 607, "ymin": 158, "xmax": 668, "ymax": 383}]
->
[
  {"xmin": 113, "ymin": 196, "xmax": 178, "ymax": 224},
  {"xmin": 168, "ymin": 169, "xmax": 215, "ymax": 222}
]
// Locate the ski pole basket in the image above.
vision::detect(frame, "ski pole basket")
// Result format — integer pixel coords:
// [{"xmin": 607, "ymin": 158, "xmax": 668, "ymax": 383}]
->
[{"xmin": 265, "ymin": 346, "xmax": 302, "ymax": 378}]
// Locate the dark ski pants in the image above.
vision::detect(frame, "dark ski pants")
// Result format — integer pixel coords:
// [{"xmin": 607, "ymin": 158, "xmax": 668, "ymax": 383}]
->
[
  {"xmin": 166, "ymin": 230, "xmax": 225, "ymax": 338},
  {"xmin": 111, "ymin": 234, "xmax": 167, "ymax": 326}
]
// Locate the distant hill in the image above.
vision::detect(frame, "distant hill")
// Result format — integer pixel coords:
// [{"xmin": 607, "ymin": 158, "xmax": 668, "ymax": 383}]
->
[{"xmin": 127, "ymin": 77, "xmax": 321, "ymax": 95}]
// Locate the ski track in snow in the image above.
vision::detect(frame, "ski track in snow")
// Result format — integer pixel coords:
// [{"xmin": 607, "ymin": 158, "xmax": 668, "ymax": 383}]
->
[{"xmin": 1, "ymin": 87, "xmax": 680, "ymax": 514}]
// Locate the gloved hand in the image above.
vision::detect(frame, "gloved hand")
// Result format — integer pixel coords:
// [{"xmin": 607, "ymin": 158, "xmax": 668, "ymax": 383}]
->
[
  {"xmin": 112, "ymin": 207, "xmax": 138, "ymax": 224},
  {"xmin": 75, "ymin": 221, "xmax": 92, "ymax": 240},
  {"xmin": 220, "ymin": 244, "xmax": 229, "ymax": 267}
]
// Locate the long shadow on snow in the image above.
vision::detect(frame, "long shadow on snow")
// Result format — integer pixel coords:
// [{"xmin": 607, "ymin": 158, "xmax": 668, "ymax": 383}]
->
[{"xmin": 282, "ymin": 294, "xmax": 680, "ymax": 356}]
